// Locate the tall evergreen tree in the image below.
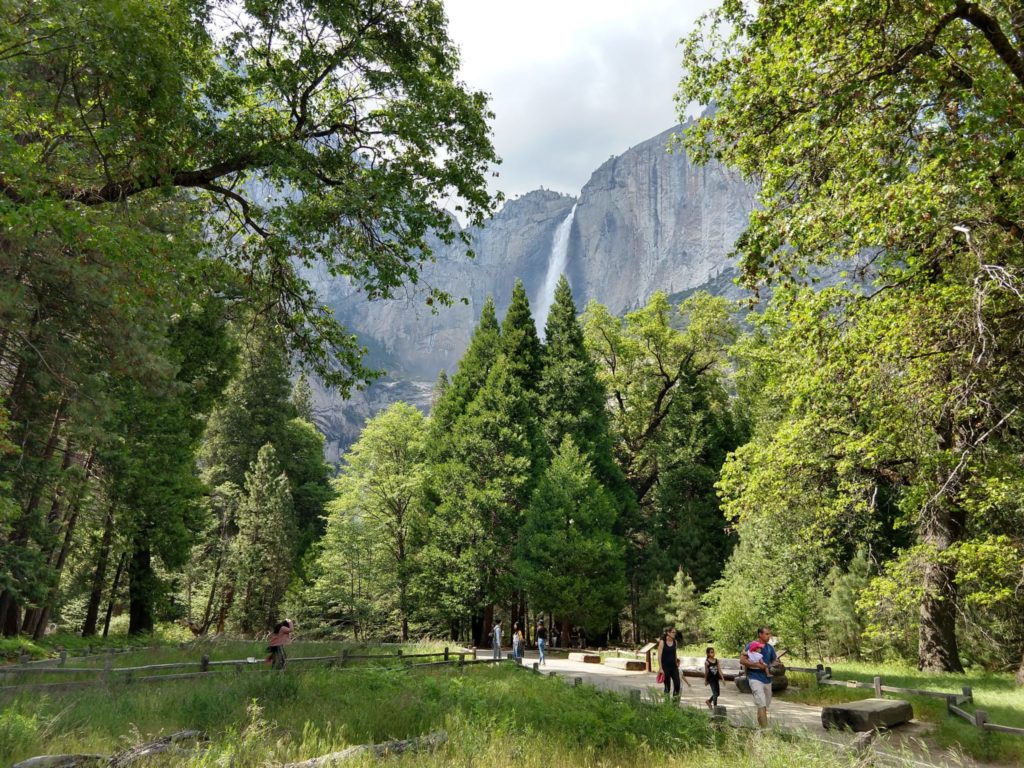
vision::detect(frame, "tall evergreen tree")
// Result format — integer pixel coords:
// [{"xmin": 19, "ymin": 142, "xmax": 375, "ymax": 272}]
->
[
  {"xmin": 517, "ymin": 437, "xmax": 625, "ymax": 636},
  {"xmin": 229, "ymin": 443, "xmax": 294, "ymax": 635},
  {"xmin": 417, "ymin": 354, "xmax": 545, "ymax": 639},
  {"xmin": 429, "ymin": 297, "xmax": 501, "ymax": 444},
  {"xmin": 539, "ymin": 276, "xmax": 630, "ymax": 503},
  {"xmin": 499, "ymin": 279, "xmax": 543, "ymax": 393}
]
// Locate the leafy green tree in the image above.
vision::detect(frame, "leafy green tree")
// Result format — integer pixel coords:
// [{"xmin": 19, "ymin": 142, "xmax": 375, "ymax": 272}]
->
[
  {"xmin": 517, "ymin": 437, "xmax": 625, "ymax": 636},
  {"xmin": 663, "ymin": 568, "xmax": 702, "ymax": 644},
  {"xmin": 679, "ymin": 0, "xmax": 1024, "ymax": 673},
  {"xmin": 291, "ymin": 375, "xmax": 314, "ymax": 423},
  {"xmin": 229, "ymin": 444, "xmax": 294, "ymax": 635},
  {"xmin": 1, "ymin": 0, "xmax": 500, "ymax": 391},
  {"xmin": 583, "ymin": 292, "xmax": 736, "ymax": 638},
  {"xmin": 320, "ymin": 403, "xmax": 429, "ymax": 640}
]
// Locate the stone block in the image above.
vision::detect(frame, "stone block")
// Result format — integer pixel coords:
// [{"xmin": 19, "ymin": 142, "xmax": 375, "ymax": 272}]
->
[
  {"xmin": 568, "ymin": 652, "xmax": 601, "ymax": 664},
  {"xmin": 603, "ymin": 657, "xmax": 646, "ymax": 671},
  {"xmin": 821, "ymin": 698, "xmax": 913, "ymax": 732}
]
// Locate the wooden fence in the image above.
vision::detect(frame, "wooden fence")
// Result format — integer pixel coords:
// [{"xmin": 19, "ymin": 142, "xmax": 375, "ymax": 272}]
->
[
  {"xmin": 788, "ymin": 663, "xmax": 1024, "ymax": 738},
  {"xmin": 0, "ymin": 647, "xmax": 483, "ymax": 696}
]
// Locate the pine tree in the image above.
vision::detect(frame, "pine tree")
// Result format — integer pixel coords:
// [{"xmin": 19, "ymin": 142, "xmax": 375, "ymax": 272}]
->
[
  {"xmin": 517, "ymin": 437, "xmax": 625, "ymax": 635},
  {"xmin": 201, "ymin": 329, "xmax": 294, "ymax": 490},
  {"xmin": 418, "ymin": 354, "xmax": 545, "ymax": 633},
  {"xmin": 500, "ymin": 279, "xmax": 543, "ymax": 393},
  {"xmin": 539, "ymin": 276, "xmax": 629, "ymax": 501},
  {"xmin": 291, "ymin": 374, "xmax": 314, "ymax": 422},
  {"xmin": 429, "ymin": 297, "xmax": 500, "ymax": 445},
  {"xmin": 663, "ymin": 568, "xmax": 702, "ymax": 643},
  {"xmin": 228, "ymin": 443, "xmax": 294, "ymax": 635}
]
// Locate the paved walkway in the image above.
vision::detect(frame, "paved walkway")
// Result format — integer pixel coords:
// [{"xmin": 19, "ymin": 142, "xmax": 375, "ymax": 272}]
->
[{"xmin": 480, "ymin": 651, "xmax": 981, "ymax": 768}]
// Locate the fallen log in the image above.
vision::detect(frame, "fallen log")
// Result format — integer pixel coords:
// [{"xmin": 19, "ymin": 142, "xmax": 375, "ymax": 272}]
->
[
  {"xmin": 12, "ymin": 756, "xmax": 105, "ymax": 768},
  {"xmin": 107, "ymin": 730, "xmax": 207, "ymax": 768},
  {"xmin": 283, "ymin": 730, "xmax": 448, "ymax": 767}
]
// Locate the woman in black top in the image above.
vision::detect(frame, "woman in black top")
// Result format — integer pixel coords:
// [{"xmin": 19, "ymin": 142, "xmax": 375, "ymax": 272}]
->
[
  {"xmin": 536, "ymin": 620, "xmax": 547, "ymax": 665},
  {"xmin": 703, "ymin": 646, "xmax": 724, "ymax": 708},
  {"xmin": 658, "ymin": 627, "xmax": 690, "ymax": 698}
]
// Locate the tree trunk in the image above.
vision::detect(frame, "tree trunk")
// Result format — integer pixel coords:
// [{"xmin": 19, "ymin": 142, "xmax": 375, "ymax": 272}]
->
[
  {"xmin": 82, "ymin": 503, "xmax": 116, "ymax": 636},
  {"xmin": 1016, "ymin": 652, "xmax": 1024, "ymax": 687},
  {"xmin": 103, "ymin": 554, "xmax": 127, "ymax": 638},
  {"xmin": 128, "ymin": 545, "xmax": 155, "ymax": 635},
  {"xmin": 3, "ymin": 596, "xmax": 22, "ymax": 636},
  {"xmin": 917, "ymin": 421, "xmax": 966, "ymax": 674}
]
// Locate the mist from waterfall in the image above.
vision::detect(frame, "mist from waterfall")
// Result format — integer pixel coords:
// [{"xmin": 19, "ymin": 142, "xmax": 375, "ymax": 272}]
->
[{"xmin": 534, "ymin": 203, "xmax": 577, "ymax": 336}]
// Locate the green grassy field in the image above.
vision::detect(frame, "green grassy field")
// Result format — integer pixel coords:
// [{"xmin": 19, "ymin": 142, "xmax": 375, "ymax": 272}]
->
[
  {"xmin": 0, "ymin": 663, "xmax": 901, "ymax": 768},
  {"xmin": 779, "ymin": 660, "xmax": 1024, "ymax": 764}
]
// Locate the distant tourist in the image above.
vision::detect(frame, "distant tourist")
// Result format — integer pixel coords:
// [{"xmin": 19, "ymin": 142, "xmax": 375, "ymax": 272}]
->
[
  {"xmin": 704, "ymin": 646, "xmax": 724, "ymax": 709},
  {"xmin": 536, "ymin": 620, "xmax": 547, "ymax": 665},
  {"xmin": 741, "ymin": 626, "xmax": 777, "ymax": 728},
  {"xmin": 266, "ymin": 619, "xmax": 294, "ymax": 669},
  {"xmin": 490, "ymin": 619, "xmax": 503, "ymax": 660},
  {"xmin": 657, "ymin": 626, "xmax": 691, "ymax": 699},
  {"xmin": 512, "ymin": 622, "xmax": 525, "ymax": 662}
]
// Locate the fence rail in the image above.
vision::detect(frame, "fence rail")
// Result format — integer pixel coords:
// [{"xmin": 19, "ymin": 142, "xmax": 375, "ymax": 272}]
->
[{"xmin": 0, "ymin": 647, "xmax": 475, "ymax": 696}]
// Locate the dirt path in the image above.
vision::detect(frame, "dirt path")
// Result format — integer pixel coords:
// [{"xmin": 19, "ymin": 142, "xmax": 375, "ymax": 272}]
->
[{"xmin": 483, "ymin": 651, "xmax": 981, "ymax": 768}]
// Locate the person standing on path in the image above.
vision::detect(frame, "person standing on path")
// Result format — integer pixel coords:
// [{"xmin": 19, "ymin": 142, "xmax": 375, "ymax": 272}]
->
[
  {"xmin": 536, "ymin": 619, "xmax": 547, "ymax": 665},
  {"xmin": 657, "ymin": 627, "xmax": 691, "ymax": 699},
  {"xmin": 741, "ymin": 626, "xmax": 777, "ymax": 728},
  {"xmin": 703, "ymin": 646, "xmax": 724, "ymax": 709},
  {"xmin": 266, "ymin": 619, "xmax": 294, "ymax": 669},
  {"xmin": 491, "ymin": 619, "xmax": 503, "ymax": 660},
  {"xmin": 512, "ymin": 622, "xmax": 524, "ymax": 662}
]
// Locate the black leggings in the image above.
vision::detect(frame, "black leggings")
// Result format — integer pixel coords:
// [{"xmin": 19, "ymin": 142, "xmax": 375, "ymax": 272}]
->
[
  {"xmin": 663, "ymin": 666, "xmax": 681, "ymax": 695},
  {"xmin": 708, "ymin": 678, "xmax": 721, "ymax": 706}
]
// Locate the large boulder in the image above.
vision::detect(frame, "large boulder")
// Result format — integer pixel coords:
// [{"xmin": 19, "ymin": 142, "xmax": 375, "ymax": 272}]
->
[
  {"xmin": 734, "ymin": 672, "xmax": 789, "ymax": 694},
  {"xmin": 821, "ymin": 698, "xmax": 913, "ymax": 732}
]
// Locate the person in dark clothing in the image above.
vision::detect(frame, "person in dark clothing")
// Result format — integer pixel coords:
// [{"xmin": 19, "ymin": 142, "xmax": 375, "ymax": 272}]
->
[
  {"xmin": 657, "ymin": 627, "xmax": 691, "ymax": 698},
  {"xmin": 703, "ymin": 646, "xmax": 724, "ymax": 708},
  {"xmin": 536, "ymin": 620, "xmax": 547, "ymax": 665}
]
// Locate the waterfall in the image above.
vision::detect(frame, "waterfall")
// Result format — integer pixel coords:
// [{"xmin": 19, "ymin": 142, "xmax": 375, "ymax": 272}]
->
[{"xmin": 534, "ymin": 203, "xmax": 577, "ymax": 335}]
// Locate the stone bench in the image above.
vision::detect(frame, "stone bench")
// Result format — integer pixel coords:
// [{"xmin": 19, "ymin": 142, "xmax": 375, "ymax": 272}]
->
[
  {"xmin": 567, "ymin": 652, "xmax": 601, "ymax": 664},
  {"xmin": 603, "ymin": 657, "xmax": 646, "ymax": 671},
  {"xmin": 821, "ymin": 698, "xmax": 913, "ymax": 732}
]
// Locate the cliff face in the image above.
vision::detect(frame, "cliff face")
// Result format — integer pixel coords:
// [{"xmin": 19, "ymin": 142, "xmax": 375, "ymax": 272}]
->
[{"xmin": 311, "ymin": 123, "xmax": 755, "ymax": 461}]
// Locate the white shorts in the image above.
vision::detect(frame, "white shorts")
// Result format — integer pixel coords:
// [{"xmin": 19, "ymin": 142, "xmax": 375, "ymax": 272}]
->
[{"xmin": 749, "ymin": 678, "xmax": 773, "ymax": 708}]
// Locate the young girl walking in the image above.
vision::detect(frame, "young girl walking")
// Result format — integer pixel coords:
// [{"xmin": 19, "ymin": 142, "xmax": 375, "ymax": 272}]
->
[{"xmin": 703, "ymin": 646, "xmax": 724, "ymax": 708}]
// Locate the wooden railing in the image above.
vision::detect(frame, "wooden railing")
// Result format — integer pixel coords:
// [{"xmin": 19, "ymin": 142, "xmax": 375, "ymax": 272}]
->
[{"xmin": 0, "ymin": 647, "xmax": 483, "ymax": 696}]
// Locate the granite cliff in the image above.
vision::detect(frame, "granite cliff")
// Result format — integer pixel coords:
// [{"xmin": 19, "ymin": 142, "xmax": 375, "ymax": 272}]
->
[{"xmin": 311, "ymin": 122, "xmax": 755, "ymax": 461}]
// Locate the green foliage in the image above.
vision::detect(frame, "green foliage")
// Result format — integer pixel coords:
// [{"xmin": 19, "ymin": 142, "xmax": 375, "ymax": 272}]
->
[
  {"xmin": 679, "ymin": 0, "xmax": 1024, "ymax": 672},
  {"xmin": 663, "ymin": 569, "xmax": 702, "ymax": 644},
  {"xmin": 307, "ymin": 404, "xmax": 428, "ymax": 640},
  {"xmin": 823, "ymin": 550, "xmax": 872, "ymax": 660},
  {"xmin": 499, "ymin": 279, "xmax": 544, "ymax": 393},
  {"xmin": 517, "ymin": 437, "xmax": 625, "ymax": 634},
  {"xmin": 228, "ymin": 444, "xmax": 294, "ymax": 635}
]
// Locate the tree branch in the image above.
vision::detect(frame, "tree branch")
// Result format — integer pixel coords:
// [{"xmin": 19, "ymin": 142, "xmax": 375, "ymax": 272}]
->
[{"xmin": 956, "ymin": 1, "xmax": 1024, "ymax": 89}]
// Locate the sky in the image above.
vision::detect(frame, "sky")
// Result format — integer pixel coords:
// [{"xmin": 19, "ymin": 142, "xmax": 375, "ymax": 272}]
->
[{"xmin": 442, "ymin": 0, "xmax": 717, "ymax": 202}]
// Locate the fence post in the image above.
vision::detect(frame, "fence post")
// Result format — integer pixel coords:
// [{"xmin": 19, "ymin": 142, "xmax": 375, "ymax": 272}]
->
[
  {"xmin": 873, "ymin": 676, "xmax": 882, "ymax": 697},
  {"xmin": 630, "ymin": 689, "xmax": 641, "ymax": 702},
  {"xmin": 18, "ymin": 653, "xmax": 29, "ymax": 665},
  {"xmin": 975, "ymin": 710, "xmax": 988, "ymax": 729},
  {"xmin": 459, "ymin": 653, "xmax": 465, "ymax": 667},
  {"xmin": 59, "ymin": 649, "xmax": 67, "ymax": 667},
  {"xmin": 574, "ymin": 677, "xmax": 582, "ymax": 687},
  {"xmin": 825, "ymin": 666, "xmax": 833, "ymax": 679},
  {"xmin": 102, "ymin": 654, "xmax": 112, "ymax": 683},
  {"xmin": 962, "ymin": 686, "xmax": 973, "ymax": 704},
  {"xmin": 339, "ymin": 649, "xmax": 347, "ymax": 667},
  {"xmin": 444, "ymin": 647, "xmax": 449, "ymax": 661},
  {"xmin": 200, "ymin": 654, "xmax": 210, "ymax": 673},
  {"xmin": 533, "ymin": 662, "xmax": 539, "ymax": 673},
  {"xmin": 815, "ymin": 664, "xmax": 824, "ymax": 682}
]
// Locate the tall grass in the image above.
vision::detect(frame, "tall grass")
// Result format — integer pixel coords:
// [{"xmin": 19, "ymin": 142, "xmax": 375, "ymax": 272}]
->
[{"xmin": 0, "ymin": 665, "xmax": 897, "ymax": 767}]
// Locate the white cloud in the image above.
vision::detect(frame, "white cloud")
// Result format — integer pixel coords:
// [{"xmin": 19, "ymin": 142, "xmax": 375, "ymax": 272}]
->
[{"xmin": 443, "ymin": 0, "xmax": 717, "ymax": 200}]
